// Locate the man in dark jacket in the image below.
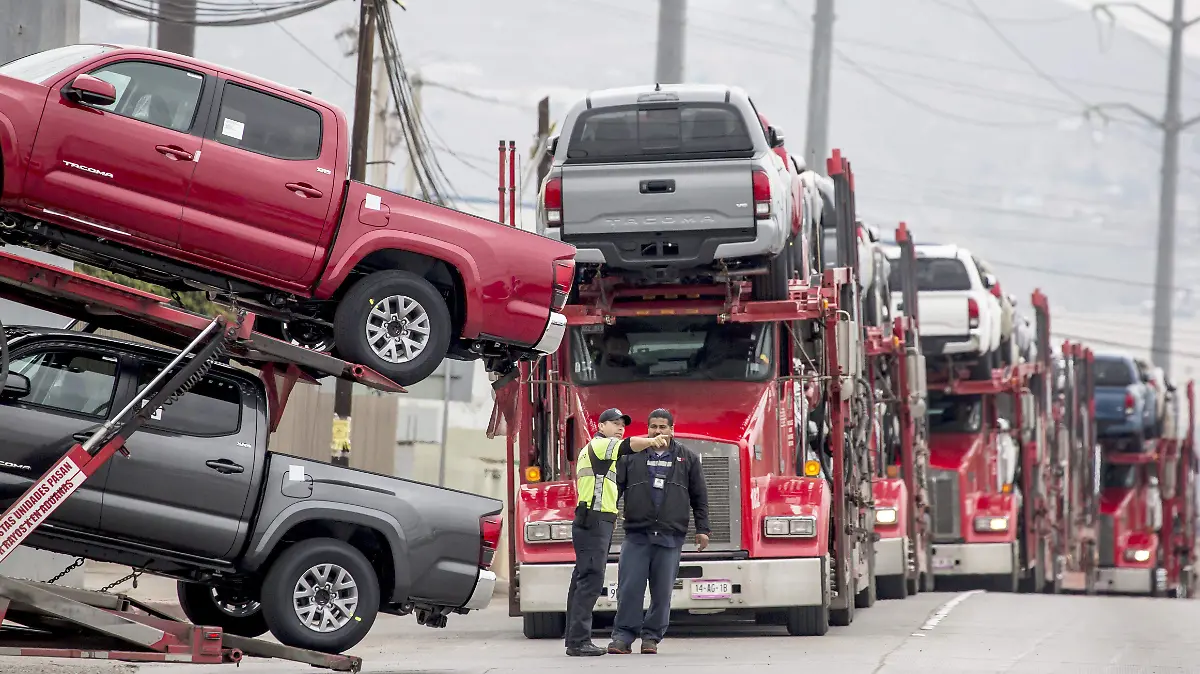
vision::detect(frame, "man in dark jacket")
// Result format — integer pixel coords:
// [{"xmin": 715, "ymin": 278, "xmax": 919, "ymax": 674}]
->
[{"xmin": 607, "ymin": 409, "xmax": 709, "ymax": 655}]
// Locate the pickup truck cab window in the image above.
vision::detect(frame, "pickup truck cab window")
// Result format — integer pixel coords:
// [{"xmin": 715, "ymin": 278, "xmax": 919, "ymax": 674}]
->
[
  {"xmin": 86, "ymin": 60, "xmax": 205, "ymax": 133},
  {"xmin": 213, "ymin": 82, "xmax": 322, "ymax": 161},
  {"xmin": 566, "ymin": 102, "xmax": 753, "ymax": 163},
  {"xmin": 8, "ymin": 347, "xmax": 118, "ymax": 418},
  {"xmin": 135, "ymin": 363, "xmax": 242, "ymax": 436},
  {"xmin": 902, "ymin": 257, "xmax": 974, "ymax": 292},
  {"xmin": 928, "ymin": 393, "xmax": 983, "ymax": 434},
  {"xmin": 0, "ymin": 44, "xmax": 116, "ymax": 84}
]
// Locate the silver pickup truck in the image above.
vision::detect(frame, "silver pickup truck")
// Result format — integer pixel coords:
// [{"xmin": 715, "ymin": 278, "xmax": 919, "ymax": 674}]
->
[{"xmin": 536, "ymin": 84, "xmax": 798, "ymax": 301}]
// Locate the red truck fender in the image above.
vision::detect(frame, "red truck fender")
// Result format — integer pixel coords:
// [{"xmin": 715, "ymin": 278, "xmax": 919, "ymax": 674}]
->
[
  {"xmin": 749, "ymin": 475, "xmax": 831, "ymax": 559},
  {"xmin": 315, "ymin": 228, "xmax": 485, "ymax": 339}
]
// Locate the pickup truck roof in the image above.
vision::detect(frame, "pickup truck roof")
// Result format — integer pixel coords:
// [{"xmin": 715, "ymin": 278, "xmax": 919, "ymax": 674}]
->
[{"xmin": 577, "ymin": 82, "xmax": 754, "ymax": 109}]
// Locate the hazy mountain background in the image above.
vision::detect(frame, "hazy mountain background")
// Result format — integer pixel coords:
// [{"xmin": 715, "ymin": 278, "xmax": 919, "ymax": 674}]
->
[{"xmin": 79, "ymin": 0, "xmax": 1200, "ymax": 314}]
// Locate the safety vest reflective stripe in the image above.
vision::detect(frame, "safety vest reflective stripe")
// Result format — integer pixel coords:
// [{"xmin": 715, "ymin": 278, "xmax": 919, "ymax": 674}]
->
[{"xmin": 576, "ymin": 437, "xmax": 620, "ymax": 514}]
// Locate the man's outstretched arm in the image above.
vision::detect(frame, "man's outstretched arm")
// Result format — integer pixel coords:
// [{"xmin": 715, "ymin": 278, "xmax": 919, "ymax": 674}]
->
[{"xmin": 626, "ymin": 434, "xmax": 670, "ymax": 453}]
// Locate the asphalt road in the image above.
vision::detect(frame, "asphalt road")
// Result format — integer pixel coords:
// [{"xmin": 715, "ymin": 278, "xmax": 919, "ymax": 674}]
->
[{"xmin": 12, "ymin": 588, "xmax": 1196, "ymax": 674}]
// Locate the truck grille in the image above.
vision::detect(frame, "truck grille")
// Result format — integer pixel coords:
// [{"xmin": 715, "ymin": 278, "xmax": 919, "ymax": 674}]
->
[
  {"xmin": 928, "ymin": 469, "xmax": 961, "ymax": 542},
  {"xmin": 1098, "ymin": 514, "xmax": 1115, "ymax": 567},
  {"xmin": 611, "ymin": 441, "xmax": 742, "ymax": 553}
]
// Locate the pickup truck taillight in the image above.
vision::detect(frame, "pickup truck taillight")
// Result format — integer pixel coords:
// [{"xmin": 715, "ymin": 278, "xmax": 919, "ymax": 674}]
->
[
  {"xmin": 967, "ymin": 297, "xmax": 980, "ymax": 329},
  {"xmin": 551, "ymin": 259, "xmax": 575, "ymax": 311},
  {"xmin": 542, "ymin": 177, "xmax": 562, "ymax": 228},
  {"xmin": 752, "ymin": 169, "xmax": 771, "ymax": 219},
  {"xmin": 479, "ymin": 513, "xmax": 503, "ymax": 569},
  {"xmin": 1125, "ymin": 391, "xmax": 1136, "ymax": 415}
]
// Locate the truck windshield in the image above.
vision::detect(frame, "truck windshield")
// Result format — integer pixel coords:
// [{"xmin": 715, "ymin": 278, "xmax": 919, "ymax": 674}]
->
[
  {"xmin": 1102, "ymin": 462, "xmax": 1139, "ymax": 489},
  {"xmin": 888, "ymin": 257, "xmax": 973, "ymax": 292},
  {"xmin": 927, "ymin": 393, "xmax": 983, "ymax": 433},
  {"xmin": 568, "ymin": 317, "xmax": 774, "ymax": 385},
  {"xmin": 0, "ymin": 44, "xmax": 116, "ymax": 84},
  {"xmin": 564, "ymin": 102, "xmax": 755, "ymax": 163},
  {"xmin": 1094, "ymin": 358, "xmax": 1134, "ymax": 387}
]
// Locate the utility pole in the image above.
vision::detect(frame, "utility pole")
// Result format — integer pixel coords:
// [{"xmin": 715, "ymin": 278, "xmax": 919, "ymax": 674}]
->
[
  {"xmin": 157, "ymin": 0, "xmax": 197, "ymax": 56},
  {"xmin": 332, "ymin": 0, "xmax": 378, "ymax": 468},
  {"xmin": 368, "ymin": 56, "xmax": 393, "ymax": 189},
  {"xmin": 1092, "ymin": 0, "xmax": 1200, "ymax": 376},
  {"xmin": 805, "ymin": 0, "xmax": 835, "ymax": 174},
  {"xmin": 403, "ymin": 72, "xmax": 424, "ymax": 197},
  {"xmin": 0, "ymin": 0, "xmax": 80, "ymax": 64},
  {"xmin": 654, "ymin": 0, "xmax": 687, "ymax": 83}
]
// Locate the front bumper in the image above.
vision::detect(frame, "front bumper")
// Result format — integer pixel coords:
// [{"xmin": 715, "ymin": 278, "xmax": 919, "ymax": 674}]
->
[
  {"xmin": 518, "ymin": 557, "xmax": 826, "ymax": 613},
  {"xmin": 532, "ymin": 312, "xmax": 567, "ymax": 354},
  {"xmin": 1095, "ymin": 567, "xmax": 1162, "ymax": 595},
  {"xmin": 874, "ymin": 536, "xmax": 909, "ymax": 577},
  {"xmin": 930, "ymin": 542, "xmax": 1015, "ymax": 576},
  {"xmin": 462, "ymin": 569, "xmax": 497, "ymax": 610}
]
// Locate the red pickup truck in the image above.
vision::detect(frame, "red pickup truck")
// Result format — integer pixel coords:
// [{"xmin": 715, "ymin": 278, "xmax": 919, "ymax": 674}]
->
[{"xmin": 0, "ymin": 44, "xmax": 576, "ymax": 386}]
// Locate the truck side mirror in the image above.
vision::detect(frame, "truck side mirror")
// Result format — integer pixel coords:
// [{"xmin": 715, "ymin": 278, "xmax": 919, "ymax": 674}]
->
[
  {"xmin": 768, "ymin": 126, "xmax": 786, "ymax": 148},
  {"xmin": 65, "ymin": 73, "xmax": 117, "ymax": 107},
  {"xmin": 2, "ymin": 372, "xmax": 30, "ymax": 399},
  {"xmin": 981, "ymin": 273, "xmax": 997, "ymax": 289},
  {"xmin": 546, "ymin": 135, "xmax": 559, "ymax": 156}
]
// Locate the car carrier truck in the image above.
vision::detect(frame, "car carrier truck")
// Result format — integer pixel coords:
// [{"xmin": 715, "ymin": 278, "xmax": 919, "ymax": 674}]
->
[{"xmin": 492, "ymin": 150, "xmax": 877, "ymax": 637}]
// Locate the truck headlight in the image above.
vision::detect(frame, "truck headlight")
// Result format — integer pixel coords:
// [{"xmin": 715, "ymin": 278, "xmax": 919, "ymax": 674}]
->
[
  {"xmin": 1125, "ymin": 548, "xmax": 1152, "ymax": 563},
  {"xmin": 764, "ymin": 516, "xmax": 817, "ymax": 538},
  {"xmin": 524, "ymin": 520, "xmax": 573, "ymax": 543},
  {"xmin": 973, "ymin": 516, "xmax": 1009, "ymax": 532},
  {"xmin": 874, "ymin": 507, "xmax": 898, "ymax": 526}
]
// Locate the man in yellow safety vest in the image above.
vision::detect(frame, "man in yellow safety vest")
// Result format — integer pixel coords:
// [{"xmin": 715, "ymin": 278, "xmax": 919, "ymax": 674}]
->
[{"xmin": 565, "ymin": 408, "xmax": 669, "ymax": 657}]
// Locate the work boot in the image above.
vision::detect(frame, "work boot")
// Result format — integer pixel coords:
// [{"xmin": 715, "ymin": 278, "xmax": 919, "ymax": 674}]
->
[
  {"xmin": 607, "ymin": 639, "xmax": 633, "ymax": 654},
  {"xmin": 640, "ymin": 639, "xmax": 658, "ymax": 654},
  {"xmin": 565, "ymin": 642, "xmax": 605, "ymax": 657}
]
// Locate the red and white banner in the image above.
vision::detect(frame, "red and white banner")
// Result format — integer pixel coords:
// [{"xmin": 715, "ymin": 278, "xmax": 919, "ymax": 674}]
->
[{"xmin": 0, "ymin": 452, "xmax": 85, "ymax": 563}]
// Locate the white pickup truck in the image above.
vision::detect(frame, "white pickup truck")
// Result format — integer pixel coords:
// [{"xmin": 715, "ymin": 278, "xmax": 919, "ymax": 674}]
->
[{"xmin": 884, "ymin": 244, "xmax": 1004, "ymax": 378}]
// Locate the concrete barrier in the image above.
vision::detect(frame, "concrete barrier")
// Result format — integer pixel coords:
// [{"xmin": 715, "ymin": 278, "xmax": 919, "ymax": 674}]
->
[{"xmin": 0, "ymin": 546, "xmax": 85, "ymax": 587}]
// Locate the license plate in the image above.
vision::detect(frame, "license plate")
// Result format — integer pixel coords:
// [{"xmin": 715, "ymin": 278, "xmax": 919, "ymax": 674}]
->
[
  {"xmin": 933, "ymin": 556, "xmax": 954, "ymax": 570},
  {"xmin": 690, "ymin": 579, "xmax": 732, "ymax": 599}
]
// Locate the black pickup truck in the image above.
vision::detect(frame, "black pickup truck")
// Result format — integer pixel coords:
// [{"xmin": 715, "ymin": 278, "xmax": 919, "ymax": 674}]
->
[{"xmin": 0, "ymin": 326, "xmax": 503, "ymax": 654}]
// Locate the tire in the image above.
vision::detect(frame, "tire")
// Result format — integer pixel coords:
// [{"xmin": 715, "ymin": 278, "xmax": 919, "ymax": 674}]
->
[
  {"xmin": 260, "ymin": 538, "xmax": 380, "ymax": 654},
  {"xmin": 522, "ymin": 612, "xmax": 565, "ymax": 639},
  {"xmin": 177, "ymin": 582, "xmax": 269, "ymax": 638},
  {"xmin": 785, "ymin": 605, "xmax": 829, "ymax": 636},
  {"xmin": 333, "ymin": 270, "xmax": 453, "ymax": 387},
  {"xmin": 877, "ymin": 574, "xmax": 909, "ymax": 600},
  {"xmin": 753, "ymin": 246, "xmax": 794, "ymax": 302}
]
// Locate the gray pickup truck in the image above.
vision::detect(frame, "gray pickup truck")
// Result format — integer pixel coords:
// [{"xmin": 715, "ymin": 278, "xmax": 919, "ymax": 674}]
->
[
  {"xmin": 536, "ymin": 84, "xmax": 799, "ymax": 301},
  {"xmin": 0, "ymin": 326, "xmax": 501, "ymax": 654}
]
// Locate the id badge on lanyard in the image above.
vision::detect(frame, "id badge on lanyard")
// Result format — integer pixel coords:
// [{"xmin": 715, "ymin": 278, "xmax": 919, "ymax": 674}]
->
[{"xmin": 653, "ymin": 476, "xmax": 665, "ymax": 490}]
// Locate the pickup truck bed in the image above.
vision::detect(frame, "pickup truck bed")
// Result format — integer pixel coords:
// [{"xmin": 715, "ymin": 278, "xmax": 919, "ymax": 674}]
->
[{"xmin": 0, "ymin": 326, "xmax": 501, "ymax": 654}]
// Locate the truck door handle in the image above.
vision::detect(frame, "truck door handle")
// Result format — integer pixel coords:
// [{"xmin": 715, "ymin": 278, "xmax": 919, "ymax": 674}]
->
[
  {"xmin": 286, "ymin": 182, "xmax": 323, "ymax": 198},
  {"xmin": 155, "ymin": 145, "xmax": 193, "ymax": 161},
  {"xmin": 205, "ymin": 459, "xmax": 244, "ymax": 474},
  {"xmin": 640, "ymin": 179, "xmax": 675, "ymax": 194}
]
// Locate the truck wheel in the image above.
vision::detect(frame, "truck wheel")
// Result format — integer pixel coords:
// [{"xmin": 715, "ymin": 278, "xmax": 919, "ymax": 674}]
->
[
  {"xmin": 522, "ymin": 611, "xmax": 566, "ymax": 639},
  {"xmin": 333, "ymin": 270, "xmax": 453, "ymax": 387},
  {"xmin": 177, "ymin": 582, "xmax": 269, "ymax": 638},
  {"xmin": 877, "ymin": 575, "xmax": 908, "ymax": 600},
  {"xmin": 753, "ymin": 247, "xmax": 794, "ymax": 302},
  {"xmin": 785, "ymin": 604, "xmax": 829, "ymax": 636},
  {"xmin": 260, "ymin": 538, "xmax": 381, "ymax": 654}
]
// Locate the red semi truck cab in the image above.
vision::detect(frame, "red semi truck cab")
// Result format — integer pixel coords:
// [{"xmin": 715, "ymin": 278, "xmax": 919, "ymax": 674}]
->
[{"xmin": 496, "ymin": 271, "xmax": 857, "ymax": 638}]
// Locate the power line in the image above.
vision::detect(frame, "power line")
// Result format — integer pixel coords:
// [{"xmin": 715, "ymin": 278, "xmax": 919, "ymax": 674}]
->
[
  {"xmin": 246, "ymin": 0, "xmax": 354, "ymax": 88},
  {"xmin": 985, "ymin": 259, "xmax": 1194, "ymax": 292},
  {"xmin": 923, "ymin": 0, "xmax": 1087, "ymax": 25},
  {"xmin": 84, "ymin": 0, "xmax": 337, "ymax": 26},
  {"xmin": 1052, "ymin": 331, "xmax": 1200, "ymax": 360}
]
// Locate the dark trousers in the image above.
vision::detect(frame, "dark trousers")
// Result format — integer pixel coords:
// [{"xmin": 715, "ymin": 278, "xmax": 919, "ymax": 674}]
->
[
  {"xmin": 611, "ymin": 533, "xmax": 684, "ymax": 644},
  {"xmin": 564, "ymin": 518, "xmax": 614, "ymax": 647}
]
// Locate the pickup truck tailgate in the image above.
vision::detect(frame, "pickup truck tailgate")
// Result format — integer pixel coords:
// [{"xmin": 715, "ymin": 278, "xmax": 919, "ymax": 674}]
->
[
  {"xmin": 560, "ymin": 160, "xmax": 754, "ymax": 236},
  {"xmin": 916, "ymin": 294, "xmax": 971, "ymax": 337}
]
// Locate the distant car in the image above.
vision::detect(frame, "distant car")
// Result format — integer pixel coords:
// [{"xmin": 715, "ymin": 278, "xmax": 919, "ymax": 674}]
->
[
  {"xmin": 1093, "ymin": 353, "xmax": 1159, "ymax": 445},
  {"xmin": 884, "ymin": 244, "xmax": 1004, "ymax": 379},
  {"xmin": 537, "ymin": 84, "xmax": 799, "ymax": 301}
]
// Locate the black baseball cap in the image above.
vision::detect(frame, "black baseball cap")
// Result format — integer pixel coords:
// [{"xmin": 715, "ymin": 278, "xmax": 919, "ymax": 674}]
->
[{"xmin": 598, "ymin": 408, "xmax": 632, "ymax": 425}]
